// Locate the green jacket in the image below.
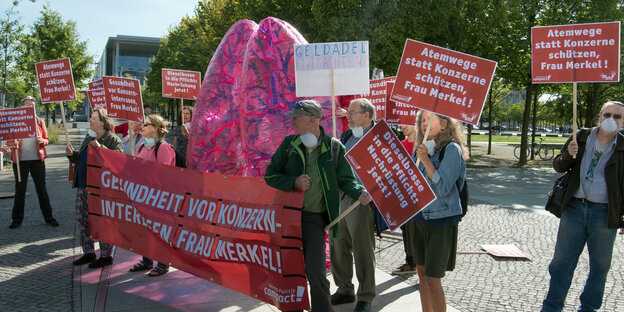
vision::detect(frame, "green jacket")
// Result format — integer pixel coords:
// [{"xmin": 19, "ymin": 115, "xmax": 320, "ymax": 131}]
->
[
  {"xmin": 265, "ymin": 126, "xmax": 364, "ymax": 237},
  {"xmin": 67, "ymin": 131, "xmax": 123, "ymax": 188}
]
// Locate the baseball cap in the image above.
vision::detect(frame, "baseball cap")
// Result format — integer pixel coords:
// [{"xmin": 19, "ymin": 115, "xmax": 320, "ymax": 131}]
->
[{"xmin": 285, "ymin": 100, "xmax": 322, "ymax": 119}]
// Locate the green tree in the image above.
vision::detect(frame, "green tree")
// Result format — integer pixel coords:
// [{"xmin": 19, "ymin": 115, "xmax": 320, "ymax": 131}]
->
[{"xmin": 16, "ymin": 5, "xmax": 92, "ymax": 124}]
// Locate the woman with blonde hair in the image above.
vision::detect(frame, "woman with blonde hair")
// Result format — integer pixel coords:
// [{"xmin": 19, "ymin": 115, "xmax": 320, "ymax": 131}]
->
[
  {"xmin": 408, "ymin": 110, "xmax": 468, "ymax": 312},
  {"xmin": 67, "ymin": 107, "xmax": 123, "ymax": 268},
  {"xmin": 129, "ymin": 114, "xmax": 175, "ymax": 276}
]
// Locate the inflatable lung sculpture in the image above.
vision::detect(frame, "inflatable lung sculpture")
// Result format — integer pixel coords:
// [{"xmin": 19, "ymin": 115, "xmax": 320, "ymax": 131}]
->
[{"xmin": 188, "ymin": 17, "xmax": 342, "ymax": 176}]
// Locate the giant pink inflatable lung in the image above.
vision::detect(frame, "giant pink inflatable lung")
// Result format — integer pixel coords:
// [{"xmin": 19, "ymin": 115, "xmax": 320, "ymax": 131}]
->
[{"xmin": 188, "ymin": 17, "xmax": 342, "ymax": 176}]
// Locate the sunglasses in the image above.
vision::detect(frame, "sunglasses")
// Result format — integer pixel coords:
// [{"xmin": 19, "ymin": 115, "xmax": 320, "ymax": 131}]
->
[
  {"xmin": 602, "ymin": 113, "xmax": 622, "ymax": 120},
  {"xmin": 294, "ymin": 101, "xmax": 314, "ymax": 115},
  {"xmin": 144, "ymin": 123, "xmax": 155, "ymax": 127}
]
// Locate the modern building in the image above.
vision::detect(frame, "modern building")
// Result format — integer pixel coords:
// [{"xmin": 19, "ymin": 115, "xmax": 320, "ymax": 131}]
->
[{"xmin": 93, "ymin": 35, "xmax": 161, "ymax": 85}]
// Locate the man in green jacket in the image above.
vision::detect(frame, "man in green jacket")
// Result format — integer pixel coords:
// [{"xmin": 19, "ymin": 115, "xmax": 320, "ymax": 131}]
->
[{"xmin": 265, "ymin": 100, "xmax": 371, "ymax": 312}]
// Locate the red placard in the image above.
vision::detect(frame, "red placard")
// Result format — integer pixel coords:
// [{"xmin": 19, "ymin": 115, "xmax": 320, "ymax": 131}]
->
[
  {"xmin": 162, "ymin": 68, "xmax": 202, "ymax": 100},
  {"xmin": 390, "ymin": 39, "xmax": 497, "ymax": 126},
  {"xmin": 355, "ymin": 77, "xmax": 395, "ymax": 120},
  {"xmin": 88, "ymin": 79, "xmax": 104, "ymax": 90},
  {"xmin": 532, "ymin": 22, "xmax": 621, "ymax": 83},
  {"xmin": 385, "ymin": 81, "xmax": 418, "ymax": 126},
  {"xmin": 0, "ymin": 107, "xmax": 38, "ymax": 141},
  {"xmin": 86, "ymin": 89, "xmax": 106, "ymax": 110},
  {"xmin": 344, "ymin": 120, "xmax": 436, "ymax": 230},
  {"xmin": 86, "ymin": 147, "xmax": 309, "ymax": 311},
  {"xmin": 102, "ymin": 76, "xmax": 144, "ymax": 122},
  {"xmin": 35, "ymin": 57, "xmax": 77, "ymax": 103}
]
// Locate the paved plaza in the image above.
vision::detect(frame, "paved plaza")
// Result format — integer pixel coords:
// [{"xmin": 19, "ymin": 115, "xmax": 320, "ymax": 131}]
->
[{"xmin": 1, "ymin": 133, "xmax": 623, "ymax": 311}]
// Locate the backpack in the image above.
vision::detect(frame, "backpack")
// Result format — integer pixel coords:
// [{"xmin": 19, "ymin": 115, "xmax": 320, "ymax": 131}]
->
[{"xmin": 438, "ymin": 143, "xmax": 469, "ymax": 220}]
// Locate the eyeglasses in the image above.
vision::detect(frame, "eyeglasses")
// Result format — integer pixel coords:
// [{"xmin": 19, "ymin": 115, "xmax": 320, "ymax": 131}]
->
[
  {"xmin": 602, "ymin": 113, "xmax": 622, "ymax": 120},
  {"xmin": 346, "ymin": 110, "xmax": 363, "ymax": 116}
]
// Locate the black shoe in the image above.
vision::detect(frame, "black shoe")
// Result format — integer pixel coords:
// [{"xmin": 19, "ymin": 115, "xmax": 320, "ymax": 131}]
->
[
  {"xmin": 46, "ymin": 218, "xmax": 59, "ymax": 227},
  {"xmin": 331, "ymin": 292, "xmax": 355, "ymax": 305},
  {"xmin": 9, "ymin": 221, "xmax": 21, "ymax": 229},
  {"xmin": 88, "ymin": 257, "xmax": 113, "ymax": 269},
  {"xmin": 354, "ymin": 301, "xmax": 371, "ymax": 312},
  {"xmin": 73, "ymin": 253, "xmax": 96, "ymax": 265}
]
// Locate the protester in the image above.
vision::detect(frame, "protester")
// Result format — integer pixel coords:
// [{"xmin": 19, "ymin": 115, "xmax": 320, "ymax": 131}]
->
[
  {"xmin": 330, "ymin": 98, "xmax": 376, "ymax": 312},
  {"xmin": 173, "ymin": 105, "xmax": 193, "ymax": 167},
  {"xmin": 67, "ymin": 108, "xmax": 123, "ymax": 268},
  {"xmin": 265, "ymin": 100, "xmax": 371, "ymax": 312},
  {"xmin": 144, "ymin": 104, "xmax": 153, "ymax": 115},
  {"xmin": 122, "ymin": 121, "xmax": 145, "ymax": 155},
  {"xmin": 2, "ymin": 96, "xmax": 58, "ymax": 229},
  {"xmin": 128, "ymin": 114, "xmax": 175, "ymax": 277},
  {"xmin": 541, "ymin": 101, "xmax": 624, "ymax": 312},
  {"xmin": 410, "ymin": 110, "xmax": 468, "ymax": 311},
  {"xmin": 391, "ymin": 123, "xmax": 418, "ymax": 275}
]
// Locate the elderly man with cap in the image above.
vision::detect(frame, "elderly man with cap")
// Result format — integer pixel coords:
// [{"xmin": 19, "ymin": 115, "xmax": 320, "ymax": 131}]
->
[{"xmin": 265, "ymin": 99, "xmax": 372, "ymax": 312}]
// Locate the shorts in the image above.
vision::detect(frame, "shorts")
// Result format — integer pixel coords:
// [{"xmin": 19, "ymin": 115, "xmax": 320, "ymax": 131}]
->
[{"xmin": 408, "ymin": 221, "xmax": 458, "ymax": 278}]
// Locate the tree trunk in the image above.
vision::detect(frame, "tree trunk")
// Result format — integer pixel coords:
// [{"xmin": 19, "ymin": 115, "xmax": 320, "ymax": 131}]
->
[
  {"xmin": 45, "ymin": 104, "xmax": 50, "ymax": 126},
  {"xmin": 519, "ymin": 82, "xmax": 534, "ymax": 166},
  {"xmin": 530, "ymin": 87, "xmax": 539, "ymax": 160}
]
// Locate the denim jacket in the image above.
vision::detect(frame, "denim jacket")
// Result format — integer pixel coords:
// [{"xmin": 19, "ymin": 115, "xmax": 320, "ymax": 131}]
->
[{"xmin": 417, "ymin": 142, "xmax": 466, "ymax": 220}]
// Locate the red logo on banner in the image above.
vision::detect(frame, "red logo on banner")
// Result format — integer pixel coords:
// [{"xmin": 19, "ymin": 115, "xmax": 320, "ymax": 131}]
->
[
  {"xmin": 102, "ymin": 76, "xmax": 144, "ymax": 122},
  {"xmin": 391, "ymin": 39, "xmax": 497, "ymax": 126},
  {"xmin": 35, "ymin": 58, "xmax": 76, "ymax": 103},
  {"xmin": 86, "ymin": 147, "xmax": 310, "ymax": 311},
  {"xmin": 532, "ymin": 21, "xmax": 621, "ymax": 83},
  {"xmin": 385, "ymin": 81, "xmax": 417, "ymax": 126},
  {"xmin": 162, "ymin": 69, "xmax": 202, "ymax": 100},
  {"xmin": 355, "ymin": 77, "xmax": 395, "ymax": 120},
  {"xmin": 0, "ymin": 107, "xmax": 37, "ymax": 141},
  {"xmin": 88, "ymin": 79, "xmax": 104, "ymax": 90},
  {"xmin": 86, "ymin": 89, "xmax": 106, "ymax": 110},
  {"xmin": 345, "ymin": 120, "xmax": 436, "ymax": 230}
]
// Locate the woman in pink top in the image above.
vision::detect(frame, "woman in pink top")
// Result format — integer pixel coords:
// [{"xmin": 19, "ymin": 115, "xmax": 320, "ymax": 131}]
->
[{"xmin": 129, "ymin": 114, "xmax": 174, "ymax": 276}]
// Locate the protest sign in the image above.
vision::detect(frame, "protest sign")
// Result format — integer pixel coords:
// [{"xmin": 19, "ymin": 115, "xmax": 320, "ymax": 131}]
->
[
  {"xmin": 385, "ymin": 81, "xmax": 418, "ymax": 126},
  {"xmin": 88, "ymin": 79, "xmax": 104, "ymax": 90},
  {"xmin": 344, "ymin": 120, "xmax": 436, "ymax": 231},
  {"xmin": 86, "ymin": 89, "xmax": 106, "ymax": 110},
  {"xmin": 532, "ymin": 21, "xmax": 620, "ymax": 83},
  {"xmin": 356, "ymin": 77, "xmax": 396, "ymax": 120},
  {"xmin": 86, "ymin": 147, "xmax": 309, "ymax": 311},
  {"xmin": 390, "ymin": 39, "xmax": 497, "ymax": 126},
  {"xmin": 35, "ymin": 57, "xmax": 77, "ymax": 103},
  {"xmin": 102, "ymin": 76, "xmax": 144, "ymax": 122},
  {"xmin": 294, "ymin": 41, "xmax": 370, "ymax": 97},
  {"xmin": 0, "ymin": 106, "xmax": 37, "ymax": 141},
  {"xmin": 162, "ymin": 69, "xmax": 202, "ymax": 100}
]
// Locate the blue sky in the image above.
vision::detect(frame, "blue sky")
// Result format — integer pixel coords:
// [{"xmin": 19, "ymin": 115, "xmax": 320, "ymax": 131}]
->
[{"xmin": 2, "ymin": 0, "xmax": 199, "ymax": 62}]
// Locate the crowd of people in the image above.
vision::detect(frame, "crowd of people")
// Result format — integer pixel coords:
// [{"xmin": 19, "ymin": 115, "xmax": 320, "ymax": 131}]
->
[{"xmin": 2, "ymin": 95, "xmax": 623, "ymax": 312}]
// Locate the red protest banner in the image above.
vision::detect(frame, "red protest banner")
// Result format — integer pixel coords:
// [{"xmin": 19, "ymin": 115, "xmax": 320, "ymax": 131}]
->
[
  {"xmin": 86, "ymin": 89, "xmax": 106, "ymax": 110},
  {"xmin": 355, "ymin": 77, "xmax": 395, "ymax": 120},
  {"xmin": 88, "ymin": 79, "xmax": 103, "ymax": 90},
  {"xmin": 0, "ymin": 107, "xmax": 38, "ymax": 141},
  {"xmin": 102, "ymin": 76, "xmax": 144, "ymax": 122},
  {"xmin": 35, "ymin": 57, "xmax": 76, "ymax": 103},
  {"xmin": 390, "ymin": 39, "xmax": 497, "ymax": 126},
  {"xmin": 385, "ymin": 81, "xmax": 417, "ymax": 126},
  {"xmin": 162, "ymin": 68, "xmax": 202, "ymax": 100},
  {"xmin": 532, "ymin": 21, "xmax": 621, "ymax": 83},
  {"xmin": 344, "ymin": 120, "xmax": 436, "ymax": 230},
  {"xmin": 86, "ymin": 147, "xmax": 310, "ymax": 311}
]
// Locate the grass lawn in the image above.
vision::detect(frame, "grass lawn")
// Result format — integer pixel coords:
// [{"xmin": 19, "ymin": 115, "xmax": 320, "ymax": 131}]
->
[{"xmin": 470, "ymin": 134, "xmax": 569, "ymax": 144}]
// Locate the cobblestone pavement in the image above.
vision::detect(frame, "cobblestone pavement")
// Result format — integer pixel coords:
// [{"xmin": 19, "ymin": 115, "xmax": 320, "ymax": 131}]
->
[
  {"xmin": 375, "ymin": 200, "xmax": 624, "ymax": 311},
  {"xmin": 1, "ymin": 131, "xmax": 623, "ymax": 311}
]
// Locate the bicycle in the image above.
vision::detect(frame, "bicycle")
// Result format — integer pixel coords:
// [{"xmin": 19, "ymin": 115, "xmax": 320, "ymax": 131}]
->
[{"xmin": 513, "ymin": 137, "xmax": 556, "ymax": 160}]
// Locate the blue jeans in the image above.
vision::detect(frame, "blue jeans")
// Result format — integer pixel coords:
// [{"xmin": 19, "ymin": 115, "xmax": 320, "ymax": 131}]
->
[{"xmin": 542, "ymin": 198, "xmax": 617, "ymax": 312}]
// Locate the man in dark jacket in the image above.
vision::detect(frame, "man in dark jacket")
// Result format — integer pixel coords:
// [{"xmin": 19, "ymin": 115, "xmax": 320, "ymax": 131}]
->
[
  {"xmin": 265, "ymin": 100, "xmax": 371, "ymax": 312},
  {"xmin": 330, "ymin": 98, "xmax": 376, "ymax": 312},
  {"xmin": 542, "ymin": 101, "xmax": 624, "ymax": 312}
]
